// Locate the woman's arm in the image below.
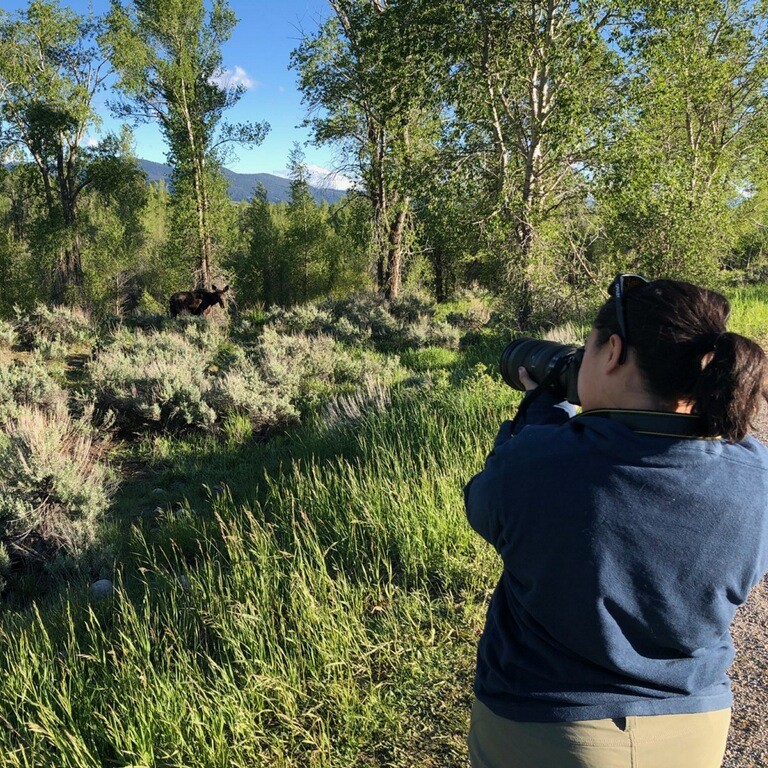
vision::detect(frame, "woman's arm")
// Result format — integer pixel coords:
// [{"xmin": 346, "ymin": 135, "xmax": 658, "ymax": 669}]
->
[{"xmin": 464, "ymin": 380, "xmax": 576, "ymax": 547}]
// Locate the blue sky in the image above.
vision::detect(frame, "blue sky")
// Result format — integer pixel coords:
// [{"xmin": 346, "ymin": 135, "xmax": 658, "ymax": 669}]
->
[{"xmin": 4, "ymin": 0, "xmax": 349, "ymax": 186}]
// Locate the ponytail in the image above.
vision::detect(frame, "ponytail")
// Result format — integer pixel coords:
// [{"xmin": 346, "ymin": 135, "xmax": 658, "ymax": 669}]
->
[
  {"xmin": 595, "ymin": 279, "xmax": 768, "ymax": 442},
  {"xmin": 694, "ymin": 333, "xmax": 768, "ymax": 442}
]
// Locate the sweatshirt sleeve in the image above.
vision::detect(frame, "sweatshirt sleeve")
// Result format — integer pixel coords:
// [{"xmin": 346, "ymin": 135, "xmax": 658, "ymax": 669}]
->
[{"xmin": 464, "ymin": 390, "xmax": 575, "ymax": 547}]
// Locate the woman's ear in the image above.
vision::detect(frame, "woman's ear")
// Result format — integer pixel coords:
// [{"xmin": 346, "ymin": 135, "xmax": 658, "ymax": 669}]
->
[{"xmin": 605, "ymin": 334, "xmax": 624, "ymax": 372}]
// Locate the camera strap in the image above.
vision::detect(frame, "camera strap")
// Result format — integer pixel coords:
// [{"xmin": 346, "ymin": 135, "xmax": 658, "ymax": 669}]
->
[{"xmin": 572, "ymin": 409, "xmax": 711, "ymax": 439}]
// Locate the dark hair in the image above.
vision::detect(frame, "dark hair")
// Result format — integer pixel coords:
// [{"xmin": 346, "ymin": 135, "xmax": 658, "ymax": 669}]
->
[{"xmin": 594, "ymin": 279, "xmax": 768, "ymax": 441}]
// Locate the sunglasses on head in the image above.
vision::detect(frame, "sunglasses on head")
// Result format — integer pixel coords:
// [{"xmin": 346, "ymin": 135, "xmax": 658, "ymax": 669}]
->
[{"xmin": 607, "ymin": 273, "xmax": 650, "ymax": 365}]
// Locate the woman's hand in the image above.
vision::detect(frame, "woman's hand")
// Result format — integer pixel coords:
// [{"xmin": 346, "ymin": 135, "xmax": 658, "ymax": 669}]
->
[{"xmin": 519, "ymin": 366, "xmax": 538, "ymax": 392}]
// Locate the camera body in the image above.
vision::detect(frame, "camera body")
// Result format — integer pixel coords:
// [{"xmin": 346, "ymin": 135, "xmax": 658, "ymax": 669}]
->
[{"xmin": 499, "ymin": 337, "xmax": 584, "ymax": 405}]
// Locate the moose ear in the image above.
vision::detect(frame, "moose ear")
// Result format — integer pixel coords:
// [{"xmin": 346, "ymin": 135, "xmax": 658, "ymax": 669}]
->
[
  {"xmin": 212, "ymin": 284, "xmax": 219, "ymax": 292},
  {"xmin": 222, "ymin": 285, "xmax": 230, "ymax": 293}
]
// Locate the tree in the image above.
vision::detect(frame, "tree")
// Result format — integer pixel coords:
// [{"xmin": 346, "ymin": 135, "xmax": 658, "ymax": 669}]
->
[
  {"xmin": 285, "ymin": 144, "xmax": 334, "ymax": 303},
  {"xmin": 0, "ymin": 0, "xmax": 111, "ymax": 304},
  {"xmin": 292, "ymin": 0, "xmax": 440, "ymax": 299},
  {"xmin": 436, "ymin": 0, "xmax": 621, "ymax": 322},
  {"xmin": 81, "ymin": 128, "xmax": 149, "ymax": 314},
  {"xmin": 102, "ymin": 0, "xmax": 269, "ymax": 289},
  {"xmin": 233, "ymin": 182, "xmax": 280, "ymax": 306},
  {"xmin": 599, "ymin": 0, "xmax": 768, "ymax": 280}
]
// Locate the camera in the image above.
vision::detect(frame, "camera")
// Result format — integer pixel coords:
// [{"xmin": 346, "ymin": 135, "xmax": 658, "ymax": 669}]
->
[{"xmin": 499, "ymin": 338, "xmax": 584, "ymax": 405}]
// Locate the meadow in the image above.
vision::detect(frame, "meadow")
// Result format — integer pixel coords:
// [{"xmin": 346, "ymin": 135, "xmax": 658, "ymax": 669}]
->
[{"xmin": 0, "ymin": 283, "xmax": 766, "ymax": 767}]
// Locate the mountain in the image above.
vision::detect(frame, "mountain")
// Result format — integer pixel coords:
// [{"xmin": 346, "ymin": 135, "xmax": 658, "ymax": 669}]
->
[{"xmin": 138, "ymin": 159, "xmax": 345, "ymax": 205}]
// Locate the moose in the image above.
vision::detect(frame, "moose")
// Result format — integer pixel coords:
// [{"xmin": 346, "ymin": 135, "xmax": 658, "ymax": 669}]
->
[{"xmin": 169, "ymin": 284, "xmax": 230, "ymax": 318}]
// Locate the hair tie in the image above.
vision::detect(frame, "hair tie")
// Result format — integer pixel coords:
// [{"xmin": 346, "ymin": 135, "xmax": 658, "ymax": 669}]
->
[
  {"xmin": 700, "ymin": 331, "xmax": 727, "ymax": 354},
  {"xmin": 712, "ymin": 331, "xmax": 727, "ymax": 348}
]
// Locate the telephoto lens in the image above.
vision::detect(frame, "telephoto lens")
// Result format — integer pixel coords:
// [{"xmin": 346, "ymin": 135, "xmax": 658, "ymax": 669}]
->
[{"xmin": 499, "ymin": 338, "xmax": 584, "ymax": 404}]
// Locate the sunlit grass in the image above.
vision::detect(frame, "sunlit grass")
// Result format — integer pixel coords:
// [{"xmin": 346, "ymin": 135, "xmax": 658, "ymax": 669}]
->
[
  {"xmin": 724, "ymin": 283, "xmax": 768, "ymax": 341},
  {"xmin": 1, "ymin": 281, "xmax": 766, "ymax": 766},
  {"xmin": 0, "ymin": 369, "xmax": 516, "ymax": 766}
]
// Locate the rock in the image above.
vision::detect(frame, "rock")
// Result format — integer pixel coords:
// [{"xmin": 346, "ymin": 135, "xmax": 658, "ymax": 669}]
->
[
  {"xmin": 90, "ymin": 579, "xmax": 113, "ymax": 599},
  {"xmin": 152, "ymin": 488, "xmax": 165, "ymax": 496}
]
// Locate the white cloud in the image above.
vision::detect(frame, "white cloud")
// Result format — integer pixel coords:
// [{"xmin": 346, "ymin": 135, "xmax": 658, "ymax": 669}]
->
[
  {"xmin": 210, "ymin": 66, "xmax": 258, "ymax": 91},
  {"xmin": 84, "ymin": 136, "xmax": 100, "ymax": 148},
  {"xmin": 305, "ymin": 164, "xmax": 357, "ymax": 191},
  {"xmin": 274, "ymin": 165, "xmax": 357, "ymax": 191}
]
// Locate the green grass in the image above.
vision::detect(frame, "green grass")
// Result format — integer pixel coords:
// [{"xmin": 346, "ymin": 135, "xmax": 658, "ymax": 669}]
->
[
  {"xmin": 724, "ymin": 283, "xmax": 768, "ymax": 341},
  {"xmin": 0, "ymin": 363, "xmax": 517, "ymax": 767},
  {"xmin": 2, "ymin": 281, "xmax": 765, "ymax": 766},
  {"xmin": 399, "ymin": 346, "xmax": 460, "ymax": 372}
]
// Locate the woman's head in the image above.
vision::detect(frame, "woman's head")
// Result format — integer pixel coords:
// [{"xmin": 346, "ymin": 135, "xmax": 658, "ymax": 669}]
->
[{"xmin": 583, "ymin": 277, "xmax": 767, "ymax": 441}]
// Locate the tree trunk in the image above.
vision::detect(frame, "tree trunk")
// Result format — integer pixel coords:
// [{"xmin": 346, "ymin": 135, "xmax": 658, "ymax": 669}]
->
[
  {"xmin": 52, "ymin": 158, "xmax": 85, "ymax": 304},
  {"xmin": 192, "ymin": 153, "xmax": 212, "ymax": 289},
  {"xmin": 52, "ymin": 238, "xmax": 84, "ymax": 305},
  {"xmin": 179, "ymin": 74, "xmax": 212, "ymax": 290},
  {"xmin": 384, "ymin": 203, "xmax": 408, "ymax": 300},
  {"xmin": 432, "ymin": 245, "xmax": 446, "ymax": 303},
  {"xmin": 513, "ymin": 218, "xmax": 534, "ymax": 328}
]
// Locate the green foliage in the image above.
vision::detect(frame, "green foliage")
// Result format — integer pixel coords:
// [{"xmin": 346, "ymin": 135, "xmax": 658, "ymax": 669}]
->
[
  {"xmin": 724, "ymin": 283, "xmax": 768, "ymax": 341},
  {"xmin": 0, "ymin": 362, "xmax": 513, "ymax": 765},
  {"xmin": 253, "ymin": 291, "xmax": 465, "ymax": 353},
  {"xmin": 257, "ymin": 326, "xmax": 400, "ymax": 412},
  {"xmin": 0, "ymin": 354, "xmax": 68, "ymax": 422},
  {"xmin": 0, "ymin": 0, "xmax": 125, "ymax": 304},
  {"xmin": 102, "ymin": 0, "xmax": 269, "ymax": 287},
  {"xmin": 88, "ymin": 325, "xmax": 297, "ymax": 432},
  {"xmin": 598, "ymin": 0, "xmax": 768, "ymax": 280},
  {"xmin": 292, "ymin": 0, "xmax": 442, "ymax": 297},
  {"xmin": 285, "ymin": 144, "xmax": 336, "ymax": 304},
  {"xmin": 0, "ymin": 403, "xmax": 116, "ymax": 582},
  {"xmin": 14, "ymin": 304, "xmax": 94, "ymax": 362},
  {"xmin": 400, "ymin": 346, "xmax": 460, "ymax": 372},
  {"xmin": 0, "ymin": 319, "xmax": 16, "ymax": 349},
  {"xmin": 87, "ymin": 315, "xmax": 401, "ymax": 433},
  {"xmin": 228, "ymin": 186, "xmax": 373, "ymax": 309}
]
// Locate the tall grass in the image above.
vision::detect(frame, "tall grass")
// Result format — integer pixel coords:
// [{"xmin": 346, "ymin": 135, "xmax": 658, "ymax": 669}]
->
[
  {"xmin": 2, "ymin": 284, "xmax": 765, "ymax": 766},
  {"xmin": 725, "ymin": 283, "xmax": 768, "ymax": 341},
  {"xmin": 0, "ymin": 372, "xmax": 515, "ymax": 766}
]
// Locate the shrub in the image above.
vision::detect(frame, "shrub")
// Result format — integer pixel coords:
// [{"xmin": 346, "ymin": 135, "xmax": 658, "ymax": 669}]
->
[
  {"xmin": 321, "ymin": 292, "xmax": 462, "ymax": 351},
  {"xmin": 255, "ymin": 328, "xmax": 401, "ymax": 413},
  {"xmin": 256, "ymin": 328, "xmax": 337, "ymax": 390},
  {"xmin": 445, "ymin": 300, "xmax": 492, "ymax": 331},
  {"xmin": 389, "ymin": 291, "xmax": 436, "ymax": 323},
  {"xmin": 123, "ymin": 311, "xmax": 172, "ymax": 333},
  {"xmin": 89, "ymin": 330, "xmax": 219, "ymax": 430},
  {"xmin": 0, "ymin": 320, "xmax": 16, "ymax": 349},
  {"xmin": 0, "ymin": 354, "xmax": 68, "ymax": 422},
  {"xmin": 322, "ymin": 292, "xmax": 384, "ymax": 330},
  {"xmin": 400, "ymin": 316, "xmax": 461, "ymax": 350},
  {"xmin": 14, "ymin": 304, "xmax": 94, "ymax": 355},
  {"xmin": 89, "ymin": 328, "xmax": 297, "ymax": 433},
  {"xmin": 254, "ymin": 293, "xmax": 465, "ymax": 354},
  {"xmin": 263, "ymin": 304, "xmax": 335, "ymax": 336},
  {"xmin": 210, "ymin": 365, "xmax": 298, "ymax": 430},
  {"xmin": 0, "ymin": 403, "xmax": 116, "ymax": 572},
  {"xmin": 319, "ymin": 375, "xmax": 392, "ymax": 429},
  {"xmin": 256, "ymin": 328, "xmax": 352, "ymax": 413}
]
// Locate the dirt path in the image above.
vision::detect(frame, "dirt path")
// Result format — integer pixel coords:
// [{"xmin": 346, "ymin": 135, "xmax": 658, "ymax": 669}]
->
[{"xmin": 723, "ymin": 401, "xmax": 768, "ymax": 768}]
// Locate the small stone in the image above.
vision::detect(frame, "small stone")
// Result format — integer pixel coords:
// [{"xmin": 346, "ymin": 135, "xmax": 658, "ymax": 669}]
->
[
  {"xmin": 90, "ymin": 579, "xmax": 113, "ymax": 599},
  {"xmin": 152, "ymin": 488, "xmax": 165, "ymax": 496}
]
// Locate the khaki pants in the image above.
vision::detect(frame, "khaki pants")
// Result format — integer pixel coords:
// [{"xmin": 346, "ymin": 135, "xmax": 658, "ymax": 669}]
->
[{"xmin": 468, "ymin": 698, "xmax": 731, "ymax": 768}]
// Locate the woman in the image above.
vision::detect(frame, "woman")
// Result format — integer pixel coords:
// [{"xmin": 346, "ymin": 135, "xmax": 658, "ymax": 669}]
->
[{"xmin": 464, "ymin": 276, "xmax": 768, "ymax": 768}]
